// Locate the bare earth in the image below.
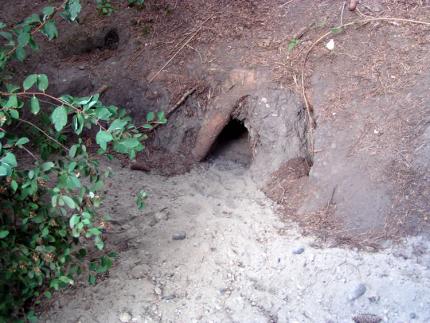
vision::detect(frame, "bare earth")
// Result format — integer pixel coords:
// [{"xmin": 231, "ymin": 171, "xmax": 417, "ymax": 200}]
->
[{"xmin": 43, "ymin": 154, "xmax": 430, "ymax": 322}]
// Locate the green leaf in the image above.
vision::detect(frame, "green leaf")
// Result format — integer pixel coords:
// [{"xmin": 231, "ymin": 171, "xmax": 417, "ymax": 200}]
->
[
  {"xmin": 4, "ymin": 95, "xmax": 18, "ymax": 108},
  {"xmin": 15, "ymin": 46, "xmax": 26, "ymax": 61},
  {"xmin": 16, "ymin": 137, "xmax": 29, "ymax": 146},
  {"xmin": 288, "ymin": 38, "xmax": 299, "ymax": 52},
  {"xmin": 5, "ymin": 84, "xmax": 20, "ymax": 93},
  {"xmin": 95, "ymin": 236, "xmax": 104, "ymax": 250},
  {"xmin": 0, "ymin": 230, "xmax": 9, "ymax": 239},
  {"xmin": 41, "ymin": 161, "xmax": 55, "ymax": 171},
  {"xmin": 9, "ymin": 109, "xmax": 19, "ymax": 119},
  {"xmin": 146, "ymin": 112, "xmax": 155, "ymax": 122},
  {"xmin": 95, "ymin": 107, "xmax": 112, "ymax": 120},
  {"xmin": 96, "ymin": 130, "xmax": 113, "ymax": 150},
  {"xmin": 114, "ymin": 138, "xmax": 142, "ymax": 155},
  {"xmin": 0, "ymin": 31, "xmax": 12, "ymax": 42},
  {"xmin": 63, "ymin": 0, "xmax": 82, "ymax": 21},
  {"xmin": 87, "ymin": 228, "xmax": 101, "ymax": 236},
  {"xmin": 24, "ymin": 14, "xmax": 41, "ymax": 25},
  {"xmin": 23, "ymin": 74, "xmax": 38, "ymax": 90},
  {"xmin": 69, "ymin": 214, "xmax": 80, "ymax": 228},
  {"xmin": 62, "ymin": 196, "xmax": 76, "ymax": 209},
  {"xmin": 30, "ymin": 96, "xmax": 40, "ymax": 114},
  {"xmin": 331, "ymin": 27, "xmax": 343, "ymax": 34},
  {"xmin": 58, "ymin": 276, "xmax": 73, "ymax": 285},
  {"xmin": 42, "ymin": 6, "xmax": 55, "ymax": 19},
  {"xmin": 17, "ymin": 31, "xmax": 30, "ymax": 47},
  {"xmin": 69, "ymin": 144, "xmax": 78, "ymax": 158},
  {"xmin": 41, "ymin": 21, "xmax": 58, "ymax": 40},
  {"xmin": 0, "ymin": 165, "xmax": 10, "ymax": 176},
  {"xmin": 0, "ymin": 22, "xmax": 5, "ymax": 29},
  {"xmin": 1, "ymin": 152, "xmax": 17, "ymax": 168},
  {"xmin": 37, "ymin": 74, "xmax": 49, "ymax": 91},
  {"xmin": 88, "ymin": 274, "xmax": 96, "ymax": 285},
  {"xmin": 108, "ymin": 119, "xmax": 127, "ymax": 132},
  {"xmin": 11, "ymin": 180, "xmax": 18, "ymax": 192},
  {"xmin": 26, "ymin": 310, "xmax": 38, "ymax": 323},
  {"xmin": 44, "ymin": 291, "xmax": 52, "ymax": 299},
  {"xmin": 72, "ymin": 114, "xmax": 84, "ymax": 134},
  {"xmin": 51, "ymin": 105, "xmax": 67, "ymax": 131},
  {"xmin": 157, "ymin": 111, "xmax": 167, "ymax": 123}
]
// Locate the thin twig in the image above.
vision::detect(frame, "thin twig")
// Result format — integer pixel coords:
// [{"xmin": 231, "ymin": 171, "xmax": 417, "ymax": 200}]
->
[
  {"xmin": 20, "ymin": 146, "xmax": 38, "ymax": 161},
  {"xmin": 148, "ymin": 16, "xmax": 214, "ymax": 83},
  {"xmin": 279, "ymin": 0, "xmax": 294, "ymax": 8},
  {"xmin": 18, "ymin": 118, "xmax": 68, "ymax": 151},
  {"xmin": 340, "ymin": 1, "xmax": 346, "ymax": 26},
  {"xmin": 166, "ymin": 87, "xmax": 197, "ymax": 116},
  {"xmin": 144, "ymin": 87, "xmax": 197, "ymax": 132}
]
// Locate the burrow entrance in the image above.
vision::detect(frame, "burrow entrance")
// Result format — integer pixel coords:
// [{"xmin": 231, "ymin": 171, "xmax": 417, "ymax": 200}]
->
[{"xmin": 205, "ymin": 118, "xmax": 252, "ymax": 167}]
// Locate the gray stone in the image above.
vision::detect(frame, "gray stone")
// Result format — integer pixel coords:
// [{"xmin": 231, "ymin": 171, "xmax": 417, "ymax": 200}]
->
[
  {"xmin": 119, "ymin": 312, "xmax": 132, "ymax": 323},
  {"xmin": 162, "ymin": 294, "xmax": 176, "ymax": 300},
  {"xmin": 292, "ymin": 247, "xmax": 305, "ymax": 255},
  {"xmin": 352, "ymin": 313, "xmax": 382, "ymax": 323},
  {"xmin": 410, "ymin": 312, "xmax": 417, "ymax": 319},
  {"xmin": 172, "ymin": 231, "xmax": 187, "ymax": 240},
  {"xmin": 349, "ymin": 283, "xmax": 367, "ymax": 301}
]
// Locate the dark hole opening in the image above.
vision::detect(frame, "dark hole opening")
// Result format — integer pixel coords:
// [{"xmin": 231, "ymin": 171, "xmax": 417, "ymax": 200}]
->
[
  {"xmin": 104, "ymin": 29, "xmax": 119, "ymax": 50},
  {"xmin": 206, "ymin": 119, "xmax": 252, "ymax": 167}
]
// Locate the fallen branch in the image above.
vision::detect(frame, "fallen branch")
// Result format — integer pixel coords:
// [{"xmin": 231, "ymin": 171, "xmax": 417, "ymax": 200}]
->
[{"xmin": 149, "ymin": 86, "xmax": 197, "ymax": 132}]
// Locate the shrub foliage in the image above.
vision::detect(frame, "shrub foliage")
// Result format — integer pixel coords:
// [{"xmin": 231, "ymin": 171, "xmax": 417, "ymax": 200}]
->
[{"xmin": 0, "ymin": 0, "xmax": 159, "ymax": 320}]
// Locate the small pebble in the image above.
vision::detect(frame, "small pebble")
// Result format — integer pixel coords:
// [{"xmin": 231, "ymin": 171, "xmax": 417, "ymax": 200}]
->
[
  {"xmin": 119, "ymin": 312, "xmax": 132, "ymax": 323},
  {"xmin": 410, "ymin": 312, "xmax": 417, "ymax": 319},
  {"xmin": 172, "ymin": 231, "xmax": 186, "ymax": 240},
  {"xmin": 292, "ymin": 247, "xmax": 305, "ymax": 254},
  {"xmin": 352, "ymin": 313, "xmax": 382, "ymax": 323},
  {"xmin": 162, "ymin": 294, "xmax": 176, "ymax": 300},
  {"xmin": 349, "ymin": 283, "xmax": 367, "ymax": 301}
]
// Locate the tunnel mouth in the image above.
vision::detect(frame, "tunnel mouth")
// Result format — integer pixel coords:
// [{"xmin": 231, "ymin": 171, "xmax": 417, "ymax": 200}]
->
[
  {"xmin": 104, "ymin": 29, "xmax": 120, "ymax": 50},
  {"xmin": 206, "ymin": 118, "xmax": 252, "ymax": 167}
]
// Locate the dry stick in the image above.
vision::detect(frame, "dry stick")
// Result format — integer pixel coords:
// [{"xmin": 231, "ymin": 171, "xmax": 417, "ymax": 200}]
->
[
  {"xmin": 149, "ymin": 86, "xmax": 197, "ymax": 132},
  {"xmin": 340, "ymin": 1, "xmax": 346, "ymax": 26},
  {"xmin": 301, "ymin": 16, "xmax": 430, "ymax": 134},
  {"xmin": 148, "ymin": 16, "xmax": 213, "ymax": 83},
  {"xmin": 279, "ymin": 0, "xmax": 294, "ymax": 8}
]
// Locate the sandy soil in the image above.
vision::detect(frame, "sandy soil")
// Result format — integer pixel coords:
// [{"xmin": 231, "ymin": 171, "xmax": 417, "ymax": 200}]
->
[{"xmin": 43, "ymin": 148, "xmax": 430, "ymax": 322}]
